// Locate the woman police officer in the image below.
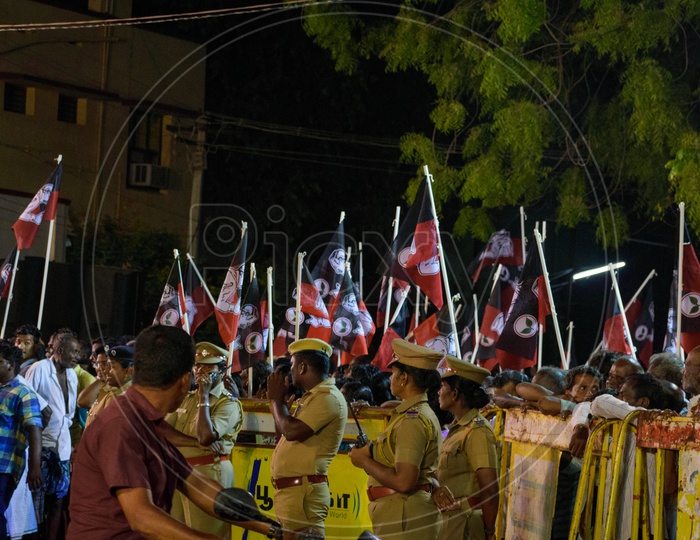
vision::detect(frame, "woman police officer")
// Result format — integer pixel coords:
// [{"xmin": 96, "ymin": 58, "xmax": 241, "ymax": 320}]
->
[
  {"xmin": 432, "ymin": 355, "xmax": 498, "ymax": 540},
  {"xmin": 349, "ymin": 339, "xmax": 443, "ymax": 539}
]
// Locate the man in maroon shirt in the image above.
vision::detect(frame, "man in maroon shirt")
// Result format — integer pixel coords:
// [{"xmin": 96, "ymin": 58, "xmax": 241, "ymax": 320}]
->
[{"xmin": 67, "ymin": 326, "xmax": 279, "ymax": 540}]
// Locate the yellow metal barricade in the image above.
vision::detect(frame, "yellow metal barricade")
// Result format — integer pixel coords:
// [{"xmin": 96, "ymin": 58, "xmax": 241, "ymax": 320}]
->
[{"xmin": 229, "ymin": 398, "xmax": 391, "ymax": 540}]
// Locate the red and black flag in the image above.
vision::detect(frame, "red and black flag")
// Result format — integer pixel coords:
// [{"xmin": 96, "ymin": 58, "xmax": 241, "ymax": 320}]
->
[
  {"xmin": 412, "ymin": 302, "xmax": 457, "ymax": 357},
  {"xmin": 469, "ymin": 230, "xmax": 523, "ymax": 283},
  {"xmin": 383, "ymin": 178, "xmax": 443, "ymax": 309},
  {"xmin": 13, "ymin": 161, "xmax": 63, "ymax": 250},
  {"xmin": 232, "ymin": 275, "xmax": 267, "ymax": 370},
  {"xmin": 495, "ymin": 246, "xmax": 551, "ymax": 370},
  {"xmin": 153, "ymin": 260, "xmax": 186, "ymax": 328},
  {"xmin": 627, "ymin": 283, "xmax": 654, "ymax": 368},
  {"xmin": 311, "ymin": 218, "xmax": 346, "ymax": 305},
  {"xmin": 183, "ymin": 262, "xmax": 215, "ymax": 336},
  {"xmin": 0, "ymin": 246, "xmax": 17, "ymax": 299},
  {"xmin": 663, "ymin": 271, "xmax": 678, "ymax": 353},
  {"xmin": 476, "ymin": 277, "xmax": 507, "ymax": 370},
  {"xmin": 376, "ymin": 275, "xmax": 411, "ymax": 336},
  {"xmin": 602, "ymin": 287, "xmax": 632, "ymax": 355},
  {"xmin": 273, "ymin": 260, "xmax": 332, "ymax": 356},
  {"xmin": 328, "ymin": 267, "xmax": 376, "ymax": 364},
  {"xmin": 681, "ymin": 243, "xmax": 700, "ymax": 354},
  {"xmin": 215, "ymin": 226, "xmax": 248, "ymax": 350}
]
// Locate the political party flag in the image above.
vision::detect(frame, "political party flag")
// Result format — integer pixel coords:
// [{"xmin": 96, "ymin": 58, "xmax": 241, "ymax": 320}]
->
[
  {"xmin": 476, "ymin": 277, "xmax": 507, "ymax": 370},
  {"xmin": 153, "ymin": 260, "xmax": 185, "ymax": 328},
  {"xmin": 681, "ymin": 243, "xmax": 700, "ymax": 353},
  {"xmin": 272, "ymin": 261, "xmax": 332, "ymax": 356},
  {"xmin": 469, "ymin": 230, "xmax": 523, "ymax": 283},
  {"xmin": 412, "ymin": 302, "xmax": 457, "ymax": 357},
  {"xmin": 627, "ymin": 283, "xmax": 654, "ymax": 368},
  {"xmin": 0, "ymin": 246, "xmax": 17, "ymax": 299},
  {"xmin": 496, "ymin": 245, "xmax": 551, "ymax": 370},
  {"xmin": 663, "ymin": 271, "xmax": 678, "ymax": 353},
  {"xmin": 602, "ymin": 287, "xmax": 632, "ymax": 354},
  {"xmin": 383, "ymin": 179, "xmax": 443, "ymax": 309},
  {"xmin": 13, "ymin": 161, "xmax": 63, "ymax": 250},
  {"xmin": 183, "ymin": 261, "xmax": 214, "ymax": 336},
  {"xmin": 232, "ymin": 276, "xmax": 267, "ymax": 370},
  {"xmin": 376, "ymin": 275, "xmax": 411, "ymax": 335},
  {"xmin": 215, "ymin": 227, "xmax": 248, "ymax": 349},
  {"xmin": 311, "ymin": 218, "xmax": 346, "ymax": 305},
  {"xmin": 329, "ymin": 268, "xmax": 376, "ymax": 363},
  {"xmin": 373, "ymin": 326, "xmax": 402, "ymax": 372}
]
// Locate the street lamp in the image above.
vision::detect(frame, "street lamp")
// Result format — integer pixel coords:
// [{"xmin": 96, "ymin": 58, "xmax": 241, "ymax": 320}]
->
[{"xmin": 572, "ymin": 262, "xmax": 626, "ymax": 281}]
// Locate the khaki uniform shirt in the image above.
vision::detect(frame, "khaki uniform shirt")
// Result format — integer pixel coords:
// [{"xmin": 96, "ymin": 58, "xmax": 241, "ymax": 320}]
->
[
  {"xmin": 85, "ymin": 383, "xmax": 130, "ymax": 428},
  {"xmin": 368, "ymin": 392, "xmax": 441, "ymax": 488},
  {"xmin": 165, "ymin": 382, "xmax": 242, "ymax": 457},
  {"xmin": 270, "ymin": 378, "xmax": 347, "ymax": 478},
  {"xmin": 437, "ymin": 409, "xmax": 497, "ymax": 498}
]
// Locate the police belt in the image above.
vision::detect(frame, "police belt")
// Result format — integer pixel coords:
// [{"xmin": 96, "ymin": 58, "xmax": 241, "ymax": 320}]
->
[
  {"xmin": 186, "ymin": 454, "xmax": 229, "ymax": 466},
  {"xmin": 271, "ymin": 475, "xmax": 328, "ymax": 490},
  {"xmin": 367, "ymin": 484, "xmax": 432, "ymax": 501}
]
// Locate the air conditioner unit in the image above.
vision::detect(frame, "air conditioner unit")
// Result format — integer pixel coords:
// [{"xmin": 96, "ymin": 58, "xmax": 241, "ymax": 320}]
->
[{"xmin": 128, "ymin": 163, "xmax": 170, "ymax": 189}]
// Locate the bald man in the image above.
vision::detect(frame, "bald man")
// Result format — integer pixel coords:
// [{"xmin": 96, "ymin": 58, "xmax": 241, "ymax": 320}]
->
[{"xmin": 605, "ymin": 356, "xmax": 643, "ymax": 392}]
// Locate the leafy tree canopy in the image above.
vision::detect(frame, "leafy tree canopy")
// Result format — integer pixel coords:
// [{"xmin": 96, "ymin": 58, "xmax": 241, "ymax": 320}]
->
[{"xmin": 298, "ymin": 0, "xmax": 700, "ymax": 246}]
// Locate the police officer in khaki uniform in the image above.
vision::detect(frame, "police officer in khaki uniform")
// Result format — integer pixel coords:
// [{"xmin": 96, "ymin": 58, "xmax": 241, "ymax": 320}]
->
[
  {"xmin": 84, "ymin": 345, "xmax": 134, "ymax": 428},
  {"xmin": 349, "ymin": 339, "xmax": 443, "ymax": 540},
  {"xmin": 267, "ymin": 338, "xmax": 347, "ymax": 539},
  {"xmin": 432, "ymin": 356, "xmax": 498, "ymax": 540},
  {"xmin": 164, "ymin": 341, "xmax": 243, "ymax": 539}
]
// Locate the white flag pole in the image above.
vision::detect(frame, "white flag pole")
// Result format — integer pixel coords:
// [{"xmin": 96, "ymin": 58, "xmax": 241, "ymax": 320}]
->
[
  {"xmin": 471, "ymin": 264, "xmax": 502, "ymax": 362},
  {"xmin": 423, "ymin": 165, "xmax": 461, "ymax": 358},
  {"xmin": 267, "ymin": 266, "xmax": 274, "ymax": 365},
  {"xmin": 185, "ymin": 253, "xmax": 217, "ymax": 306},
  {"xmin": 358, "ymin": 242, "xmax": 364, "ymax": 300},
  {"xmin": 37, "ymin": 155, "xmax": 62, "ymax": 330},
  {"xmin": 250, "ymin": 262, "xmax": 256, "ymax": 283},
  {"xmin": 472, "ymin": 293, "xmax": 479, "ymax": 343},
  {"xmin": 384, "ymin": 206, "xmax": 401, "ymax": 332},
  {"xmin": 566, "ymin": 321, "xmax": 574, "ymax": 364},
  {"xmin": 415, "ymin": 287, "xmax": 421, "ymax": 328},
  {"xmin": 174, "ymin": 249, "xmax": 190, "ymax": 334},
  {"xmin": 389, "ymin": 286, "xmax": 411, "ymax": 327},
  {"xmin": 537, "ymin": 223, "xmax": 546, "ymax": 370},
  {"xmin": 520, "ymin": 206, "xmax": 527, "ymax": 265},
  {"xmin": 608, "ymin": 264, "xmax": 637, "ymax": 361},
  {"xmin": 534, "ymin": 230, "xmax": 567, "ymax": 369},
  {"xmin": 294, "ymin": 252, "xmax": 305, "ymax": 341},
  {"xmin": 1, "ymin": 249, "xmax": 20, "ymax": 337},
  {"xmin": 677, "ymin": 202, "xmax": 685, "ymax": 360}
]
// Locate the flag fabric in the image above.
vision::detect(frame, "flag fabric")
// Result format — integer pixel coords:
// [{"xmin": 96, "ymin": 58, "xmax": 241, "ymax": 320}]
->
[
  {"xmin": 495, "ymin": 246, "xmax": 551, "ymax": 370},
  {"xmin": 311, "ymin": 220, "xmax": 346, "ymax": 305},
  {"xmin": 232, "ymin": 276, "xmax": 268, "ymax": 370},
  {"xmin": 602, "ymin": 287, "xmax": 632, "ymax": 355},
  {"xmin": 663, "ymin": 271, "xmax": 678, "ymax": 353},
  {"xmin": 183, "ymin": 262, "xmax": 215, "ymax": 336},
  {"xmin": 0, "ymin": 246, "xmax": 17, "ymax": 299},
  {"xmin": 681, "ymin": 243, "xmax": 700, "ymax": 354},
  {"xmin": 153, "ymin": 261, "xmax": 185, "ymax": 328},
  {"xmin": 627, "ymin": 283, "xmax": 654, "ymax": 368},
  {"xmin": 476, "ymin": 277, "xmax": 507, "ymax": 370},
  {"xmin": 373, "ymin": 326, "xmax": 402, "ymax": 372},
  {"xmin": 13, "ymin": 162, "xmax": 63, "ymax": 250},
  {"xmin": 272, "ymin": 260, "xmax": 332, "ymax": 356},
  {"xmin": 215, "ymin": 228, "xmax": 248, "ymax": 349},
  {"xmin": 383, "ymin": 179, "xmax": 443, "ymax": 309},
  {"xmin": 412, "ymin": 302, "xmax": 458, "ymax": 357},
  {"xmin": 469, "ymin": 230, "xmax": 524, "ymax": 283},
  {"xmin": 375, "ymin": 275, "xmax": 411, "ymax": 336},
  {"xmin": 328, "ymin": 268, "xmax": 376, "ymax": 363}
]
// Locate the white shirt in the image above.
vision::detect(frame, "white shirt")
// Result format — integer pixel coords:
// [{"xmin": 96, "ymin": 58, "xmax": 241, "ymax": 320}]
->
[{"xmin": 25, "ymin": 359, "xmax": 77, "ymax": 461}]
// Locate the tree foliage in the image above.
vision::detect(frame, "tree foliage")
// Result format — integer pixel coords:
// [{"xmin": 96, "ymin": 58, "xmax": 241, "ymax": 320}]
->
[{"xmin": 299, "ymin": 0, "xmax": 700, "ymax": 245}]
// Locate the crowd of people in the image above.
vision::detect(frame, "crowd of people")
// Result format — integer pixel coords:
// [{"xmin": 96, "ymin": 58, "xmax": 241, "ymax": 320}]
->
[{"xmin": 0, "ymin": 319, "xmax": 697, "ymax": 539}]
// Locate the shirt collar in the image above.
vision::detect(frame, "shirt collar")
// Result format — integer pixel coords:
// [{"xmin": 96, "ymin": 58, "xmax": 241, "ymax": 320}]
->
[
  {"xmin": 450, "ymin": 408, "xmax": 479, "ymax": 429},
  {"xmin": 306, "ymin": 377, "xmax": 336, "ymax": 395},
  {"xmin": 396, "ymin": 392, "xmax": 428, "ymax": 413},
  {"xmin": 125, "ymin": 386, "xmax": 165, "ymax": 421}
]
